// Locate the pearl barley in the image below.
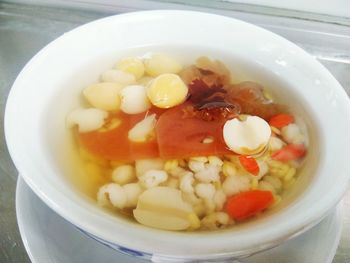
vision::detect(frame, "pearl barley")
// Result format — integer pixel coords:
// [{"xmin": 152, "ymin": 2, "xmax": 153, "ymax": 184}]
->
[{"xmin": 120, "ymin": 85, "xmax": 151, "ymax": 114}]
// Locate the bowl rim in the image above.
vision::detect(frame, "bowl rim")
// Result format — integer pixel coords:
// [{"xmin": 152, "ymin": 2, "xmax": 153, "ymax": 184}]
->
[{"xmin": 5, "ymin": 10, "xmax": 350, "ymax": 259}]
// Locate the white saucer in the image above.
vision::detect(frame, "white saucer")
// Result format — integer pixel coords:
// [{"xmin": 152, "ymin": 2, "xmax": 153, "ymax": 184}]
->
[{"xmin": 16, "ymin": 177, "xmax": 343, "ymax": 263}]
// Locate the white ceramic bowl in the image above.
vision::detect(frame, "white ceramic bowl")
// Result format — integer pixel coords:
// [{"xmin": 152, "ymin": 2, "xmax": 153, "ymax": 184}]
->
[{"xmin": 5, "ymin": 10, "xmax": 350, "ymax": 262}]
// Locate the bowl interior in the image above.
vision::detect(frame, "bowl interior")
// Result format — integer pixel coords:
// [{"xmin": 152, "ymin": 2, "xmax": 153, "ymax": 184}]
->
[
  {"xmin": 5, "ymin": 10, "xmax": 350, "ymax": 259},
  {"xmin": 48, "ymin": 43, "xmax": 318, "ymax": 218}
]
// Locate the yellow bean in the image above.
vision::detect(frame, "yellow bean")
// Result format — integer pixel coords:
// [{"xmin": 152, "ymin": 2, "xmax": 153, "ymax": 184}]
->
[
  {"xmin": 188, "ymin": 213, "xmax": 201, "ymax": 230},
  {"xmin": 270, "ymin": 195, "xmax": 282, "ymax": 208},
  {"xmin": 147, "ymin": 73, "xmax": 188, "ymax": 108},
  {"xmin": 116, "ymin": 57, "xmax": 145, "ymax": 79},
  {"xmin": 283, "ymin": 177, "xmax": 296, "ymax": 190},
  {"xmin": 284, "ymin": 167, "xmax": 296, "ymax": 182},
  {"xmin": 213, "ymin": 181, "xmax": 222, "ymax": 190},
  {"xmin": 251, "ymin": 178, "xmax": 259, "ymax": 190},
  {"xmin": 258, "ymin": 181, "xmax": 275, "ymax": 193},
  {"xmin": 269, "ymin": 170, "xmax": 283, "ymax": 178},
  {"xmin": 280, "ymin": 164, "xmax": 290, "ymax": 173},
  {"xmin": 144, "ymin": 53, "xmax": 182, "ymax": 76},
  {"xmin": 268, "ymin": 160, "xmax": 284, "ymax": 168},
  {"xmin": 269, "ymin": 167, "xmax": 279, "ymax": 173},
  {"xmin": 222, "ymin": 161, "xmax": 237, "ymax": 177},
  {"xmin": 164, "ymin": 159, "xmax": 179, "ymax": 172},
  {"xmin": 277, "ymin": 171, "xmax": 287, "ymax": 178},
  {"xmin": 190, "ymin": 156, "xmax": 208, "ymax": 162},
  {"xmin": 208, "ymin": 156, "xmax": 223, "ymax": 166}
]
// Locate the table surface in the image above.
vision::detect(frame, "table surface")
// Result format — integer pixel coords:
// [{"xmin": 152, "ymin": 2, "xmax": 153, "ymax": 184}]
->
[{"xmin": 1, "ymin": 2, "xmax": 350, "ymax": 262}]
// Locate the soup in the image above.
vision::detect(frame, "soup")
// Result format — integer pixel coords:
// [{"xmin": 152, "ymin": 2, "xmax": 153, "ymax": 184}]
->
[{"xmin": 66, "ymin": 53, "xmax": 308, "ymax": 231}]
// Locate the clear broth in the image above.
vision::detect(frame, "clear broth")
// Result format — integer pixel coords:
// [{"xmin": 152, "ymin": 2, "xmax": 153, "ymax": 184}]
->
[{"xmin": 44, "ymin": 45, "xmax": 320, "ymax": 228}]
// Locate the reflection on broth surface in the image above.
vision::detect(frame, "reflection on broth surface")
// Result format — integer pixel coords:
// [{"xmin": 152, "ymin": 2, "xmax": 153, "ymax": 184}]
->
[{"xmin": 63, "ymin": 52, "xmax": 311, "ymax": 231}]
